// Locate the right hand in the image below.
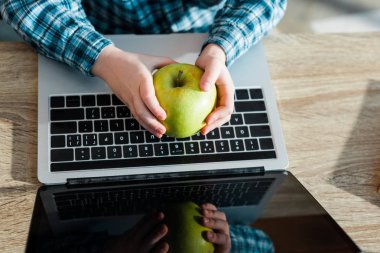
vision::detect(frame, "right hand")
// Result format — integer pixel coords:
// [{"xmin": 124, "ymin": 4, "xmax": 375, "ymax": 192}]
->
[{"xmin": 92, "ymin": 45, "xmax": 176, "ymax": 137}]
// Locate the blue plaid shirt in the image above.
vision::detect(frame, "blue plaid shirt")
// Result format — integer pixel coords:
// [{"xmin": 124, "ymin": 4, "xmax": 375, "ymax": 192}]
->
[{"xmin": 1, "ymin": 0, "xmax": 286, "ymax": 76}]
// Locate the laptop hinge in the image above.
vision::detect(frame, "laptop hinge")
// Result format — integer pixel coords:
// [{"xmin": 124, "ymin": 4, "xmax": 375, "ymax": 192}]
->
[{"xmin": 66, "ymin": 167, "xmax": 265, "ymax": 187}]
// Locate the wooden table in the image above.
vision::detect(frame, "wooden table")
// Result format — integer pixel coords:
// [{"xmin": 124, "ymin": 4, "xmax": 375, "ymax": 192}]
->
[{"xmin": 1, "ymin": 33, "xmax": 380, "ymax": 252}]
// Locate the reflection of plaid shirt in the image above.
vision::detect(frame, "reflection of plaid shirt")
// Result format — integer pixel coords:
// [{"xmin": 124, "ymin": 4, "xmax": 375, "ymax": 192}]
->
[
  {"xmin": 1, "ymin": 0, "xmax": 286, "ymax": 76},
  {"xmin": 230, "ymin": 225, "xmax": 275, "ymax": 253}
]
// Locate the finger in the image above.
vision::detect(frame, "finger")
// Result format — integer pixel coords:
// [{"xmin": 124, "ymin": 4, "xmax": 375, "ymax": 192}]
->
[
  {"xmin": 199, "ymin": 60, "xmax": 221, "ymax": 91},
  {"xmin": 132, "ymin": 98, "xmax": 166, "ymax": 137},
  {"xmin": 201, "ymin": 108, "xmax": 231, "ymax": 135},
  {"xmin": 205, "ymin": 231, "xmax": 230, "ymax": 246},
  {"xmin": 141, "ymin": 224, "xmax": 168, "ymax": 253},
  {"xmin": 133, "ymin": 211, "xmax": 165, "ymax": 241},
  {"xmin": 201, "ymin": 203, "xmax": 217, "ymax": 211},
  {"xmin": 202, "ymin": 209, "xmax": 227, "ymax": 221},
  {"xmin": 152, "ymin": 241, "xmax": 170, "ymax": 253},
  {"xmin": 139, "ymin": 76, "xmax": 167, "ymax": 121},
  {"xmin": 203, "ymin": 217, "xmax": 229, "ymax": 233}
]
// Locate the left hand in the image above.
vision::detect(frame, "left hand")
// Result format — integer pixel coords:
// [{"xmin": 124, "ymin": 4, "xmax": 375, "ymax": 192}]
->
[
  {"xmin": 195, "ymin": 43, "xmax": 235, "ymax": 135},
  {"xmin": 201, "ymin": 203, "xmax": 231, "ymax": 253}
]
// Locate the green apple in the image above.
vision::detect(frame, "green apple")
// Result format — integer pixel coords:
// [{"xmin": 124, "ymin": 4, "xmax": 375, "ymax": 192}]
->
[
  {"xmin": 163, "ymin": 201, "xmax": 214, "ymax": 253},
  {"xmin": 153, "ymin": 63, "xmax": 217, "ymax": 138}
]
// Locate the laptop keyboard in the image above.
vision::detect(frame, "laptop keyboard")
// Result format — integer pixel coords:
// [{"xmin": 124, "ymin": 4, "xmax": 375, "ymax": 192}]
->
[
  {"xmin": 49, "ymin": 88, "xmax": 276, "ymax": 171},
  {"xmin": 54, "ymin": 178, "xmax": 274, "ymax": 220}
]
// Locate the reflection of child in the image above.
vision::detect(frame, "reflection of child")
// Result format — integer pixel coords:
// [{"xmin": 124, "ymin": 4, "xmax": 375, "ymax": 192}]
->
[{"xmin": 109, "ymin": 203, "xmax": 274, "ymax": 253}]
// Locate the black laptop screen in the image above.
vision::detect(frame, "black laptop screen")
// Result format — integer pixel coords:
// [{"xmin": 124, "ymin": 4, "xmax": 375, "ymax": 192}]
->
[{"xmin": 25, "ymin": 172, "xmax": 360, "ymax": 253}]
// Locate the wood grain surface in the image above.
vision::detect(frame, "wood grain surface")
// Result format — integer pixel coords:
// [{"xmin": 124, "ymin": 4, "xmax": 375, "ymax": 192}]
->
[{"xmin": 0, "ymin": 33, "xmax": 380, "ymax": 252}]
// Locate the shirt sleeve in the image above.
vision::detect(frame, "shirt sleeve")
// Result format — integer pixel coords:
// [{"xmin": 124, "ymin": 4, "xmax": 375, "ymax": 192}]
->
[
  {"xmin": 0, "ymin": 0, "xmax": 113, "ymax": 75},
  {"xmin": 205, "ymin": 0, "xmax": 287, "ymax": 66}
]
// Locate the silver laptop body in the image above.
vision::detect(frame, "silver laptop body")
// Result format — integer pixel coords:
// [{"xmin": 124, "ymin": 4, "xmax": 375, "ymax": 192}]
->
[{"xmin": 38, "ymin": 33, "xmax": 288, "ymax": 184}]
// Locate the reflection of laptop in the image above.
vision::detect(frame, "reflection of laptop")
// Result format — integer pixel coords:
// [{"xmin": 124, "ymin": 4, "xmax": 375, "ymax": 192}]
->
[
  {"xmin": 38, "ymin": 33, "xmax": 288, "ymax": 184},
  {"xmin": 25, "ymin": 172, "xmax": 361, "ymax": 253}
]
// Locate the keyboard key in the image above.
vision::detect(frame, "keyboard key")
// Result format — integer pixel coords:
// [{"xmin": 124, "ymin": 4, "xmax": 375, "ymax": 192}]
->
[
  {"xmin": 91, "ymin": 147, "xmax": 106, "ymax": 159},
  {"xmin": 235, "ymin": 126, "xmax": 250, "ymax": 138},
  {"xmin": 83, "ymin": 134, "xmax": 97, "ymax": 146},
  {"xmin": 123, "ymin": 145, "xmax": 138, "ymax": 158},
  {"xmin": 51, "ymin": 149, "xmax": 74, "ymax": 162},
  {"xmin": 235, "ymin": 89, "xmax": 249, "ymax": 100},
  {"xmin": 250, "ymin": 125, "xmax": 271, "ymax": 137},
  {"xmin": 161, "ymin": 135, "xmax": 175, "ymax": 142},
  {"xmin": 215, "ymin": 140, "xmax": 230, "ymax": 152},
  {"xmin": 81, "ymin": 95, "xmax": 95, "ymax": 107},
  {"xmin": 51, "ymin": 135, "xmax": 66, "ymax": 148},
  {"xmin": 114, "ymin": 132, "xmax": 129, "ymax": 144},
  {"xmin": 130, "ymin": 131, "xmax": 144, "ymax": 143},
  {"xmin": 51, "ymin": 108, "xmax": 84, "ymax": 121},
  {"xmin": 75, "ymin": 148, "xmax": 90, "ymax": 160},
  {"xmin": 99, "ymin": 133, "xmax": 113, "ymax": 145},
  {"xmin": 191, "ymin": 132, "xmax": 205, "ymax": 140},
  {"xmin": 94, "ymin": 120, "xmax": 109, "ymax": 132},
  {"xmin": 185, "ymin": 142, "xmax": 200, "ymax": 154},
  {"xmin": 245, "ymin": 139, "xmax": 259, "ymax": 150},
  {"xmin": 154, "ymin": 143, "xmax": 169, "ymax": 156},
  {"xmin": 176, "ymin": 137, "xmax": 191, "ymax": 141},
  {"xmin": 110, "ymin": 119, "xmax": 124, "ymax": 131},
  {"xmin": 145, "ymin": 132, "xmax": 160, "ymax": 143},
  {"xmin": 101, "ymin": 107, "xmax": 115, "ymax": 118},
  {"xmin": 235, "ymin": 101, "xmax": 266, "ymax": 112},
  {"xmin": 220, "ymin": 127, "xmax": 235, "ymax": 138},
  {"xmin": 78, "ymin": 121, "xmax": 93, "ymax": 133},
  {"xmin": 112, "ymin": 95, "xmax": 123, "ymax": 105},
  {"xmin": 206, "ymin": 129, "xmax": 220, "ymax": 140},
  {"xmin": 66, "ymin": 96, "xmax": 80, "ymax": 107},
  {"xmin": 249, "ymin": 89, "xmax": 263, "ymax": 99},
  {"xmin": 67, "ymin": 135, "xmax": 81, "ymax": 147},
  {"xmin": 107, "ymin": 146, "xmax": 122, "ymax": 159},
  {"xmin": 260, "ymin": 138, "xmax": 274, "ymax": 150},
  {"xmin": 169, "ymin": 143, "xmax": 184, "ymax": 155},
  {"xmin": 97, "ymin": 94, "xmax": 111, "ymax": 106},
  {"xmin": 50, "ymin": 96, "xmax": 64, "ymax": 108},
  {"xmin": 230, "ymin": 139, "xmax": 244, "ymax": 152},
  {"xmin": 116, "ymin": 106, "xmax": 131, "ymax": 118},
  {"xmin": 139, "ymin": 144, "xmax": 154, "ymax": 157},
  {"xmin": 230, "ymin": 114, "xmax": 243, "ymax": 125},
  {"xmin": 86, "ymin": 108, "xmax": 100, "ymax": 119},
  {"xmin": 125, "ymin": 119, "xmax": 140, "ymax": 130},
  {"xmin": 200, "ymin": 141, "xmax": 215, "ymax": 153},
  {"xmin": 243, "ymin": 113, "xmax": 268, "ymax": 124},
  {"xmin": 51, "ymin": 122, "xmax": 77, "ymax": 134}
]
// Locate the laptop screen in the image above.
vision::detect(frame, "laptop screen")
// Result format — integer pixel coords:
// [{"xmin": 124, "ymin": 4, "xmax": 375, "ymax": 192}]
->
[{"xmin": 25, "ymin": 172, "xmax": 360, "ymax": 253}]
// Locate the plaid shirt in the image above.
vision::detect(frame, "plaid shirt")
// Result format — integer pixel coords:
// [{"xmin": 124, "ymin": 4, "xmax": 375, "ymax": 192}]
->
[{"xmin": 1, "ymin": 0, "xmax": 286, "ymax": 76}]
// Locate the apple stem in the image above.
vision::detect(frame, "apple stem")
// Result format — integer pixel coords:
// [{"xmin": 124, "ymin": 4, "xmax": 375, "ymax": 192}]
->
[{"xmin": 175, "ymin": 70, "xmax": 183, "ymax": 87}]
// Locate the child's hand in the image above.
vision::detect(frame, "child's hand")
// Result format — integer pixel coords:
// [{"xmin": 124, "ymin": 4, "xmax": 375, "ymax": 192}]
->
[
  {"xmin": 195, "ymin": 43, "xmax": 235, "ymax": 135},
  {"xmin": 108, "ymin": 211, "xmax": 169, "ymax": 253},
  {"xmin": 92, "ymin": 45, "xmax": 176, "ymax": 137},
  {"xmin": 201, "ymin": 203, "xmax": 231, "ymax": 253}
]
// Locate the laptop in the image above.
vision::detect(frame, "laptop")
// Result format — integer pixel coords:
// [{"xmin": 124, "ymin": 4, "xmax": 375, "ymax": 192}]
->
[
  {"xmin": 25, "ymin": 172, "xmax": 361, "ymax": 253},
  {"xmin": 37, "ymin": 33, "xmax": 289, "ymax": 184}
]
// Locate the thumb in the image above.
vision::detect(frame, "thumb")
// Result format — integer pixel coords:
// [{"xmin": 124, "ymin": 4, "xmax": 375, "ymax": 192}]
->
[{"xmin": 199, "ymin": 61, "xmax": 220, "ymax": 92}]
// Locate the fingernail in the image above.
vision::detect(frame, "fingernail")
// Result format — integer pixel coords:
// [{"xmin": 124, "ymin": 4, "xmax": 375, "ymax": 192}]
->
[
  {"xmin": 204, "ymin": 217, "xmax": 210, "ymax": 223},
  {"xmin": 208, "ymin": 232, "xmax": 214, "ymax": 239}
]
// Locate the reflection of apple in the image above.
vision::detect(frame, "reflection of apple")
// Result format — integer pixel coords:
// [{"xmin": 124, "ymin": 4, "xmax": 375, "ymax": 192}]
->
[
  {"xmin": 163, "ymin": 201, "xmax": 214, "ymax": 253},
  {"xmin": 153, "ymin": 63, "xmax": 217, "ymax": 138}
]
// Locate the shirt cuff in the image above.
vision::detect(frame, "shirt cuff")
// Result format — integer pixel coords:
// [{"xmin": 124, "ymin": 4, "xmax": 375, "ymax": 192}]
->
[
  {"xmin": 205, "ymin": 23, "xmax": 247, "ymax": 67},
  {"xmin": 63, "ymin": 27, "xmax": 113, "ymax": 76}
]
